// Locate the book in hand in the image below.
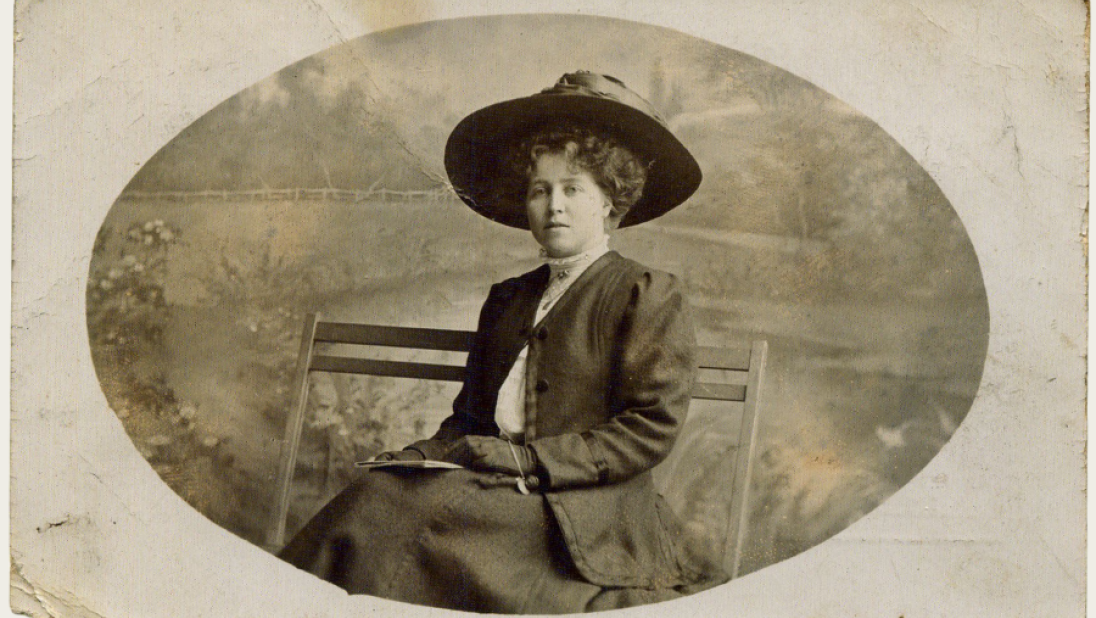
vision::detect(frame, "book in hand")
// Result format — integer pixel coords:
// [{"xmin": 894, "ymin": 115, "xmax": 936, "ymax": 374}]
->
[{"xmin": 354, "ymin": 459, "xmax": 465, "ymax": 470}]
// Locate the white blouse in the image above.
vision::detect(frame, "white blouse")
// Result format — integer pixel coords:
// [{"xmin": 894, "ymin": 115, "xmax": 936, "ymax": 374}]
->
[{"xmin": 493, "ymin": 240, "xmax": 610, "ymax": 440}]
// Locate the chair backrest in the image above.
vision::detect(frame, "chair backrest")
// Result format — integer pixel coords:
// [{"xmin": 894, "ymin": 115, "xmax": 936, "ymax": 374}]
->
[{"xmin": 267, "ymin": 313, "xmax": 767, "ymax": 579}]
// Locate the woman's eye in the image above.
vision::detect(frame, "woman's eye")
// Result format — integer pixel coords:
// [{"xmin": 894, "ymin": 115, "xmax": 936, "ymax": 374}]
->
[{"xmin": 564, "ymin": 186, "xmax": 579, "ymax": 195}]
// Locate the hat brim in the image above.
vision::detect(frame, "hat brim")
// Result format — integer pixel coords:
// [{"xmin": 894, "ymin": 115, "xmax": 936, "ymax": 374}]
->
[{"xmin": 444, "ymin": 94, "xmax": 702, "ymax": 230}]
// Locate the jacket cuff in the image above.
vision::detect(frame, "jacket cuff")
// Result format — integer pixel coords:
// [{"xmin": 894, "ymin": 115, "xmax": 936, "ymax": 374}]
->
[{"xmin": 529, "ymin": 433, "xmax": 602, "ymax": 489}]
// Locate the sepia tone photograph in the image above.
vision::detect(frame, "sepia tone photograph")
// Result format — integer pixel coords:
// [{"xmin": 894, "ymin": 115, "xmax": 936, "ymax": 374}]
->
[
  {"xmin": 12, "ymin": 2, "xmax": 1085, "ymax": 617},
  {"xmin": 85, "ymin": 14, "xmax": 989, "ymax": 613}
]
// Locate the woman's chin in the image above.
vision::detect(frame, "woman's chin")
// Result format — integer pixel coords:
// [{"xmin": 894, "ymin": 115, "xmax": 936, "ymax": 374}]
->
[
  {"xmin": 538, "ymin": 237, "xmax": 603, "ymax": 259},
  {"xmin": 538, "ymin": 242, "xmax": 577, "ymax": 258},
  {"xmin": 543, "ymin": 249, "xmax": 573, "ymax": 258}
]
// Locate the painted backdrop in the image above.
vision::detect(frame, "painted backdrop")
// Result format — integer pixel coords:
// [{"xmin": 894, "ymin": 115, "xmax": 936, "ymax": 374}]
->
[{"xmin": 87, "ymin": 14, "xmax": 988, "ymax": 578}]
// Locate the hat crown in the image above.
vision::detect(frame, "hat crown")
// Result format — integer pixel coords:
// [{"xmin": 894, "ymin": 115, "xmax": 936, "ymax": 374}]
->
[{"xmin": 537, "ymin": 71, "xmax": 668, "ymax": 127}]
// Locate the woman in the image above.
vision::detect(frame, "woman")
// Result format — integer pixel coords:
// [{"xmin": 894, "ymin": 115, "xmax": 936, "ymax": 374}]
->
[{"xmin": 279, "ymin": 71, "xmax": 727, "ymax": 613}]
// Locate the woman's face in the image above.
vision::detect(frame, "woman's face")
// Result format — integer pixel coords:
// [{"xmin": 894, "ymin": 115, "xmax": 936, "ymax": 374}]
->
[{"xmin": 525, "ymin": 152, "xmax": 612, "ymax": 258}]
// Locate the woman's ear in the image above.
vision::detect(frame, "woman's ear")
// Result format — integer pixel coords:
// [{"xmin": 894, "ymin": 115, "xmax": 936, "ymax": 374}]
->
[{"xmin": 603, "ymin": 201, "xmax": 622, "ymax": 232}]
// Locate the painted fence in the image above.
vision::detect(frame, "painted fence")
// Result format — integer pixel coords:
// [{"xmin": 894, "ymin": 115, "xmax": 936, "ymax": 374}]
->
[{"xmin": 119, "ymin": 187, "xmax": 459, "ymax": 203}]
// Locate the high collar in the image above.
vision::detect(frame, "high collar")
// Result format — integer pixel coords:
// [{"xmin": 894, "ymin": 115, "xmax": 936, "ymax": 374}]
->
[{"xmin": 542, "ymin": 237, "xmax": 610, "ymax": 277}]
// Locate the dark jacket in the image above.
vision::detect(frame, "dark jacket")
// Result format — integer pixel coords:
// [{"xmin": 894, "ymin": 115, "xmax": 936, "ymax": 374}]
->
[{"xmin": 411, "ymin": 251, "xmax": 717, "ymax": 589}]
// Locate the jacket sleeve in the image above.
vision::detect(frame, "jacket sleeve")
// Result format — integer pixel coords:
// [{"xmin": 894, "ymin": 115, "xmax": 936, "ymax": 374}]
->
[
  {"xmin": 529, "ymin": 271, "xmax": 697, "ymax": 489},
  {"xmin": 405, "ymin": 284, "xmax": 504, "ymax": 460}
]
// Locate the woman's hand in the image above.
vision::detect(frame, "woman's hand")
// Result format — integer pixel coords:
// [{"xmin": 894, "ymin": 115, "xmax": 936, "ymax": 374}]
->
[
  {"xmin": 443, "ymin": 435, "xmax": 537, "ymax": 477},
  {"xmin": 373, "ymin": 448, "xmax": 426, "ymax": 462}
]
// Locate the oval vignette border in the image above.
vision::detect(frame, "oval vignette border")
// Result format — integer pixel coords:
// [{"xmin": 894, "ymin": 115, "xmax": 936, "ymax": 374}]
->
[{"xmin": 86, "ymin": 13, "xmax": 989, "ymax": 589}]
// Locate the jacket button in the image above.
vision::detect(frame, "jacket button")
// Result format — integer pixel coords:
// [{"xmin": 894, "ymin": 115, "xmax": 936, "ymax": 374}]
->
[
  {"xmin": 535, "ymin": 379, "xmax": 549, "ymax": 392},
  {"xmin": 536, "ymin": 326, "xmax": 548, "ymax": 340}
]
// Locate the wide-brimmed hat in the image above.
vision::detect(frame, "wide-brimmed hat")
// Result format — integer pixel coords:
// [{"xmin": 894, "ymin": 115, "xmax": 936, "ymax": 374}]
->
[{"xmin": 444, "ymin": 71, "xmax": 702, "ymax": 230}]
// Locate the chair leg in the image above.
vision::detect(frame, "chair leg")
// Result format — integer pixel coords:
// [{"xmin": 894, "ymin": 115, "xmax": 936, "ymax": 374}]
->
[{"xmin": 265, "ymin": 312, "xmax": 321, "ymax": 551}]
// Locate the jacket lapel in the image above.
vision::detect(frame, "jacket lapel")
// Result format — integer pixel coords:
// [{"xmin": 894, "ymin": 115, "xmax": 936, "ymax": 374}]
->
[
  {"xmin": 495, "ymin": 265, "xmax": 550, "ymax": 371},
  {"xmin": 535, "ymin": 251, "xmax": 620, "ymax": 329}
]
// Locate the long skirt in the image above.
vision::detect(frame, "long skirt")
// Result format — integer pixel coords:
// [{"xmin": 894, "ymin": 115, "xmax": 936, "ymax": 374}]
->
[{"xmin": 277, "ymin": 468, "xmax": 693, "ymax": 614}]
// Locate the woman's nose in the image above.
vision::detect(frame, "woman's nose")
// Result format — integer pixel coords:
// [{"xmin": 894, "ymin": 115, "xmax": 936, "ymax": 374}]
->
[{"xmin": 548, "ymin": 188, "xmax": 565, "ymax": 211}]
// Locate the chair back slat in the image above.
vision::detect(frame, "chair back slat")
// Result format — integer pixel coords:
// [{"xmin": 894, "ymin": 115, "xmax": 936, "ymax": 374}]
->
[
  {"xmin": 314, "ymin": 321, "xmax": 475, "ymax": 351},
  {"xmin": 696, "ymin": 346, "xmax": 752, "ymax": 370},
  {"xmin": 310, "ymin": 355, "xmax": 467, "ymax": 382},
  {"xmin": 268, "ymin": 314, "xmax": 769, "ymax": 581},
  {"xmin": 690, "ymin": 382, "xmax": 747, "ymax": 401}
]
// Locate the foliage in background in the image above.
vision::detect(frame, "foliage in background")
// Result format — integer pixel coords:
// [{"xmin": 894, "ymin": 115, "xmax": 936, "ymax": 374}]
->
[
  {"xmin": 87, "ymin": 220, "xmax": 266, "ymax": 539},
  {"xmin": 124, "ymin": 57, "xmax": 435, "ymax": 193},
  {"xmin": 88, "ymin": 220, "xmax": 177, "ymax": 357}
]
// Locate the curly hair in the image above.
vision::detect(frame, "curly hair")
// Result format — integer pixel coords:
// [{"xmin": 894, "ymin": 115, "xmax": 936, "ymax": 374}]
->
[{"xmin": 504, "ymin": 123, "xmax": 648, "ymax": 229}]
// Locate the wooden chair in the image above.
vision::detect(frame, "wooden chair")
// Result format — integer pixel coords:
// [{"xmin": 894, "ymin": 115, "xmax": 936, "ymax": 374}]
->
[{"xmin": 267, "ymin": 313, "xmax": 767, "ymax": 579}]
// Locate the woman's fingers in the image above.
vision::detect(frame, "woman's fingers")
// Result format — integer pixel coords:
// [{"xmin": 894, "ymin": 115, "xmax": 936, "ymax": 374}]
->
[
  {"xmin": 441, "ymin": 436, "xmax": 536, "ymax": 477},
  {"xmin": 472, "ymin": 473, "xmax": 520, "ymax": 489},
  {"xmin": 440, "ymin": 437, "xmax": 474, "ymax": 465},
  {"xmin": 444, "ymin": 436, "xmax": 500, "ymax": 469}
]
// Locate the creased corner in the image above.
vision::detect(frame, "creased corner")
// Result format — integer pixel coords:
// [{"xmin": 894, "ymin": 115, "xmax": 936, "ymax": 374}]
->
[
  {"xmin": 11, "ymin": 556, "xmax": 51, "ymax": 618},
  {"xmin": 10, "ymin": 554, "xmax": 108, "ymax": 618}
]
